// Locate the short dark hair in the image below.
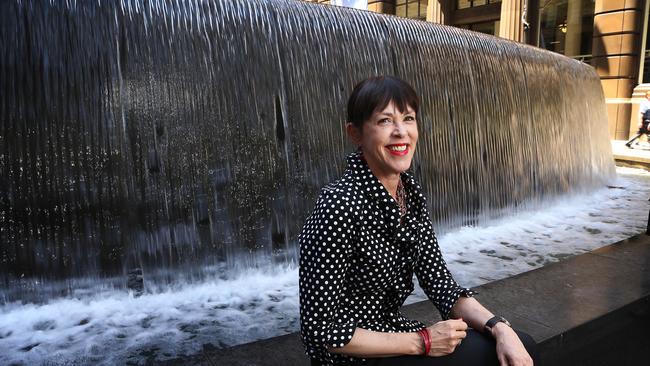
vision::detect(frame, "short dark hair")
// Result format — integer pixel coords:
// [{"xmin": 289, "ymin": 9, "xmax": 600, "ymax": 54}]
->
[{"xmin": 346, "ymin": 76, "xmax": 420, "ymax": 129}]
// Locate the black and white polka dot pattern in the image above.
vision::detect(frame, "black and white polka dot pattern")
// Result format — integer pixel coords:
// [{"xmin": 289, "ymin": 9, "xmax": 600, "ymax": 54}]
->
[{"xmin": 298, "ymin": 151, "xmax": 476, "ymax": 365}]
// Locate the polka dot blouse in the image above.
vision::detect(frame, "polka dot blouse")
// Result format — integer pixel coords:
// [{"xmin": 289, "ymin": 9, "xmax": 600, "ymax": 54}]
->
[{"xmin": 298, "ymin": 151, "xmax": 476, "ymax": 365}]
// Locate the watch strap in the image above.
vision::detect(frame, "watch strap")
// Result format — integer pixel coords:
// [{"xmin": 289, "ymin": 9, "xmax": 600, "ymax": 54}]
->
[{"xmin": 484, "ymin": 316, "xmax": 511, "ymax": 334}]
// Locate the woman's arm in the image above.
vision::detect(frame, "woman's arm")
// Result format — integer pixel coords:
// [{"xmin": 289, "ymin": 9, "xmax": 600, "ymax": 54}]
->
[
  {"xmin": 413, "ymin": 217, "xmax": 477, "ymax": 320},
  {"xmin": 299, "ymin": 190, "xmax": 356, "ymax": 354},
  {"xmin": 413, "ymin": 215, "xmax": 532, "ymax": 364},
  {"xmin": 450, "ymin": 297, "xmax": 533, "ymax": 366},
  {"xmin": 448, "ymin": 296, "xmax": 493, "ymax": 333},
  {"xmin": 326, "ymin": 328, "xmax": 422, "ymax": 358},
  {"xmin": 328, "ymin": 319, "xmax": 469, "ymax": 358}
]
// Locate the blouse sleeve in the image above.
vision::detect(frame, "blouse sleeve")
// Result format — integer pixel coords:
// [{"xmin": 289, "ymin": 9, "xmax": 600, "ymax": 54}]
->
[
  {"xmin": 298, "ymin": 189, "xmax": 358, "ymax": 357},
  {"xmin": 414, "ymin": 217, "xmax": 477, "ymax": 320}
]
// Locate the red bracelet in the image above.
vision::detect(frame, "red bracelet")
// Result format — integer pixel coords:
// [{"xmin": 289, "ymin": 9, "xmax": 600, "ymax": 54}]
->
[
  {"xmin": 424, "ymin": 329, "xmax": 431, "ymax": 355},
  {"xmin": 417, "ymin": 328, "xmax": 431, "ymax": 355},
  {"xmin": 421, "ymin": 328, "xmax": 430, "ymax": 355}
]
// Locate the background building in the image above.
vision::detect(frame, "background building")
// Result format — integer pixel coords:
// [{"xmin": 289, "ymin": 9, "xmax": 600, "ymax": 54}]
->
[{"xmin": 303, "ymin": 0, "xmax": 650, "ymax": 140}]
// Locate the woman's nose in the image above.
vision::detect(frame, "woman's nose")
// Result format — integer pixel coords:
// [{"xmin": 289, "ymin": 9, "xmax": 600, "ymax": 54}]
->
[{"xmin": 393, "ymin": 120, "xmax": 406, "ymax": 136}]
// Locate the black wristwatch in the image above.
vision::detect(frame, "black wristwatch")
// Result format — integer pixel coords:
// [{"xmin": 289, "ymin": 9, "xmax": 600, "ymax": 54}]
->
[{"xmin": 484, "ymin": 316, "xmax": 511, "ymax": 336}]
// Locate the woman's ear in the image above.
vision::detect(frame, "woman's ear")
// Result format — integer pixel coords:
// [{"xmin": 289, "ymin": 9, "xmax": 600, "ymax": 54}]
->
[{"xmin": 346, "ymin": 122, "xmax": 362, "ymax": 146}]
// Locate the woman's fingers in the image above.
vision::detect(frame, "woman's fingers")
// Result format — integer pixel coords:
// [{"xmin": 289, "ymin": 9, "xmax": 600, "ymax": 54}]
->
[
  {"xmin": 495, "ymin": 328, "xmax": 533, "ymax": 366},
  {"xmin": 507, "ymin": 352, "xmax": 533, "ymax": 366},
  {"xmin": 448, "ymin": 327, "xmax": 466, "ymax": 352},
  {"xmin": 447, "ymin": 321, "xmax": 467, "ymax": 344},
  {"xmin": 425, "ymin": 320, "xmax": 474, "ymax": 356},
  {"xmin": 452, "ymin": 329, "xmax": 466, "ymax": 349},
  {"xmin": 447, "ymin": 318, "xmax": 468, "ymax": 331}
]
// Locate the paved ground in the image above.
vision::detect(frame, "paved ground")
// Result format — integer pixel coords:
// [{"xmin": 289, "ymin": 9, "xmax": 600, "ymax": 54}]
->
[{"xmin": 612, "ymin": 139, "xmax": 650, "ymax": 169}]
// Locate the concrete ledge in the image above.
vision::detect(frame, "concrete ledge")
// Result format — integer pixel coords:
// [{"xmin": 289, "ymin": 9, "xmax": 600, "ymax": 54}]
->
[{"xmin": 183, "ymin": 234, "xmax": 650, "ymax": 366}]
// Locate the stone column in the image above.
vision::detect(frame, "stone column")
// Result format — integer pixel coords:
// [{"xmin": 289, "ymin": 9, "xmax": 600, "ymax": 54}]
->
[
  {"xmin": 499, "ymin": 0, "xmax": 524, "ymax": 42},
  {"xmin": 426, "ymin": 0, "xmax": 452, "ymax": 24},
  {"xmin": 591, "ymin": 0, "xmax": 645, "ymax": 140}
]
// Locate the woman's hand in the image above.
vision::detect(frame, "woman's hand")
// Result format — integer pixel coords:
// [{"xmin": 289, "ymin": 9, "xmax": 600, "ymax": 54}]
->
[
  {"xmin": 424, "ymin": 319, "xmax": 468, "ymax": 356},
  {"xmin": 492, "ymin": 323, "xmax": 534, "ymax": 366}
]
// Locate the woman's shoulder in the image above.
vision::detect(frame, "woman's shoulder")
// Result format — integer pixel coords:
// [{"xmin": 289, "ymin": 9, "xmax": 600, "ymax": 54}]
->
[
  {"xmin": 314, "ymin": 173, "xmax": 363, "ymax": 210},
  {"xmin": 300, "ymin": 175, "xmax": 362, "ymax": 244}
]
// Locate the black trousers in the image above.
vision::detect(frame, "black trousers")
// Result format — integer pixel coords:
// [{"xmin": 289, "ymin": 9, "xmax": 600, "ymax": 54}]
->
[{"xmin": 312, "ymin": 329, "xmax": 538, "ymax": 366}]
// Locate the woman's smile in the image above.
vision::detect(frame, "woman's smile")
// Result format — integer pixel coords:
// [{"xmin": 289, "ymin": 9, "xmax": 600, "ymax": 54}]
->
[
  {"xmin": 353, "ymin": 100, "xmax": 419, "ymax": 182},
  {"xmin": 386, "ymin": 143, "xmax": 409, "ymax": 156}
]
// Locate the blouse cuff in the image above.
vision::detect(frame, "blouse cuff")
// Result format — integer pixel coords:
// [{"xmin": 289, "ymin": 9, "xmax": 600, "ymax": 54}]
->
[
  {"xmin": 441, "ymin": 286, "xmax": 478, "ymax": 320},
  {"xmin": 324, "ymin": 320, "xmax": 358, "ymax": 349}
]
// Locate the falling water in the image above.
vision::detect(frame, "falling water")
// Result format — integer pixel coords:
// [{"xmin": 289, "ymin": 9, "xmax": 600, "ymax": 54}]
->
[{"xmin": 1, "ymin": 0, "xmax": 614, "ymax": 301}]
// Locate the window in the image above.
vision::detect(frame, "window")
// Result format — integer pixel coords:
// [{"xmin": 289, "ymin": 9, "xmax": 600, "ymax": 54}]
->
[
  {"xmin": 457, "ymin": 0, "xmax": 501, "ymax": 10},
  {"xmin": 396, "ymin": 0, "xmax": 428, "ymax": 21},
  {"xmin": 539, "ymin": 0, "xmax": 595, "ymax": 59},
  {"xmin": 459, "ymin": 20, "xmax": 500, "ymax": 36}
]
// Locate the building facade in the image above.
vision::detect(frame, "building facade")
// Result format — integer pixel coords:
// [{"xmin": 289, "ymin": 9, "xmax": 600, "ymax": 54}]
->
[{"xmin": 304, "ymin": 0, "xmax": 650, "ymax": 140}]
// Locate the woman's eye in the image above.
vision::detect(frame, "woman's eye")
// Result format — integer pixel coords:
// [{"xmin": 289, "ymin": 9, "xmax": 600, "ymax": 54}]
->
[
  {"xmin": 379, "ymin": 118, "xmax": 391, "ymax": 124},
  {"xmin": 405, "ymin": 116, "xmax": 416, "ymax": 121}
]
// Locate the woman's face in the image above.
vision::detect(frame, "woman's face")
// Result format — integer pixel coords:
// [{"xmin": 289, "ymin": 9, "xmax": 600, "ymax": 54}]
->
[{"xmin": 349, "ymin": 100, "xmax": 418, "ymax": 180}]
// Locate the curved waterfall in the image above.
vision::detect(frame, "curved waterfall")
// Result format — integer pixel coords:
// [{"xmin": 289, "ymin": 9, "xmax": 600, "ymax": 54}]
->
[{"xmin": 0, "ymin": 0, "xmax": 614, "ymax": 299}]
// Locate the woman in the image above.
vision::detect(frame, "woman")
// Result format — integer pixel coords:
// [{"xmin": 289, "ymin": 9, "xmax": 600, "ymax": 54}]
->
[{"xmin": 298, "ymin": 76, "xmax": 538, "ymax": 366}]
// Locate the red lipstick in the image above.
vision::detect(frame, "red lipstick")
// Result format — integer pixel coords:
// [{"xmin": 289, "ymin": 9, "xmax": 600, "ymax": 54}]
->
[{"xmin": 386, "ymin": 144, "xmax": 409, "ymax": 156}]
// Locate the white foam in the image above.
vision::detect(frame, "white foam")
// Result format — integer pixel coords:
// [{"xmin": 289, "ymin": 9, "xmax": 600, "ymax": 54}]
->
[
  {"xmin": 0, "ymin": 264, "xmax": 300, "ymax": 365},
  {"xmin": 1, "ymin": 167, "xmax": 648, "ymax": 365}
]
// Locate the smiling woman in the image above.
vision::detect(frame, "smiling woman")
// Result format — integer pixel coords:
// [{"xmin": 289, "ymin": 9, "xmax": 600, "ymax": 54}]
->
[
  {"xmin": 345, "ymin": 78, "xmax": 419, "ymax": 199},
  {"xmin": 298, "ymin": 76, "xmax": 538, "ymax": 366}
]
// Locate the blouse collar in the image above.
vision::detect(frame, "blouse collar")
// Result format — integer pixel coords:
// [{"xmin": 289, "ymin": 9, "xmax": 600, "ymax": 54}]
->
[{"xmin": 344, "ymin": 150, "xmax": 428, "ymax": 230}]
